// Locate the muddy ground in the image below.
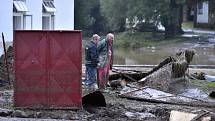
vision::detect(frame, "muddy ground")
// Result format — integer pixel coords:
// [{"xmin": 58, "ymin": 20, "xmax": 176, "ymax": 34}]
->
[{"xmin": 0, "ymin": 87, "xmax": 214, "ymax": 121}]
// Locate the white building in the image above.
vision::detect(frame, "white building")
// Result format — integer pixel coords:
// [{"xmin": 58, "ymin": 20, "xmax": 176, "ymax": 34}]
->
[
  {"xmin": 196, "ymin": 1, "xmax": 209, "ymax": 24},
  {"xmin": 195, "ymin": 1, "xmax": 215, "ymax": 28},
  {"xmin": 0, "ymin": 0, "xmax": 74, "ymax": 42}
]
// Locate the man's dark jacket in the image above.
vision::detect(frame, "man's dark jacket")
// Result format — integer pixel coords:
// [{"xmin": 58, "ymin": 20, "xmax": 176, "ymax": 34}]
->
[{"xmin": 85, "ymin": 40, "xmax": 98, "ymax": 67}]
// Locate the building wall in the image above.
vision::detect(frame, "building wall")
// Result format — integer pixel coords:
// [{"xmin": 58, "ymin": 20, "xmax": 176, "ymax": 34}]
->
[
  {"xmin": 0, "ymin": 0, "xmax": 74, "ymax": 43},
  {"xmin": 26, "ymin": 0, "xmax": 43, "ymax": 30},
  {"xmin": 197, "ymin": 1, "xmax": 209, "ymax": 23},
  {"xmin": 0, "ymin": 1, "xmax": 13, "ymax": 41},
  {"xmin": 55, "ymin": 0, "xmax": 74, "ymax": 30}
]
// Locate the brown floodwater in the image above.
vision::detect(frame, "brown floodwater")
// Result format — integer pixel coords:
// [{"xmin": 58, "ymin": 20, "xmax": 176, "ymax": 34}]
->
[{"xmin": 113, "ymin": 40, "xmax": 215, "ymax": 65}]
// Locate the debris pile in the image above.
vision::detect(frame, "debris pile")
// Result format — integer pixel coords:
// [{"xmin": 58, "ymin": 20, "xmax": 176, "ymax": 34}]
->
[
  {"xmin": 110, "ymin": 49, "xmax": 215, "ymax": 118},
  {"xmin": 110, "ymin": 49, "xmax": 195, "ymax": 91},
  {"xmin": 0, "ymin": 46, "xmax": 13, "ymax": 86},
  {"xmin": 142, "ymin": 49, "xmax": 195, "ymax": 91}
]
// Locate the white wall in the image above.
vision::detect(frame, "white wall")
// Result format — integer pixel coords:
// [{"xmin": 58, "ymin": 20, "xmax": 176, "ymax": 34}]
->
[
  {"xmin": 26, "ymin": 0, "xmax": 43, "ymax": 30},
  {"xmin": 0, "ymin": 1, "xmax": 13, "ymax": 42},
  {"xmin": 55, "ymin": 0, "xmax": 74, "ymax": 30},
  {"xmin": 0, "ymin": 0, "xmax": 74, "ymax": 44},
  {"xmin": 197, "ymin": 1, "xmax": 209, "ymax": 23}
]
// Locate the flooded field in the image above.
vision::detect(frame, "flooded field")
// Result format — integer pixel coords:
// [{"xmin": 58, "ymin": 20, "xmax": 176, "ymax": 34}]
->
[{"xmin": 114, "ymin": 36, "xmax": 215, "ymax": 65}]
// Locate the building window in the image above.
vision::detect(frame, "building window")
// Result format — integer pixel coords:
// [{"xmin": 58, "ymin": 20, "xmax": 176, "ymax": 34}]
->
[
  {"xmin": 13, "ymin": 15, "xmax": 23, "ymax": 30},
  {"xmin": 24, "ymin": 15, "xmax": 33, "ymax": 30},
  {"xmin": 42, "ymin": 0, "xmax": 56, "ymax": 30},
  {"xmin": 198, "ymin": 2, "xmax": 203, "ymax": 14},
  {"xmin": 42, "ymin": 15, "xmax": 55, "ymax": 30},
  {"xmin": 13, "ymin": 0, "xmax": 29, "ymax": 30},
  {"xmin": 42, "ymin": 16, "xmax": 49, "ymax": 30}
]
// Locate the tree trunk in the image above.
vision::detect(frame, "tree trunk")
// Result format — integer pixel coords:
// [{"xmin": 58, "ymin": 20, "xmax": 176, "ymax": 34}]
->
[
  {"xmin": 193, "ymin": 0, "xmax": 198, "ymax": 27},
  {"xmin": 177, "ymin": 5, "xmax": 184, "ymax": 34},
  {"xmin": 118, "ymin": 19, "xmax": 126, "ymax": 32},
  {"xmin": 163, "ymin": 0, "xmax": 184, "ymax": 38}
]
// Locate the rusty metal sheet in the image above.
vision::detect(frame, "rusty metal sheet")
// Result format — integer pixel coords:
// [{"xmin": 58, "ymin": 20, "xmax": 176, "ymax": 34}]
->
[
  {"xmin": 14, "ymin": 30, "xmax": 82, "ymax": 109},
  {"xmin": 120, "ymin": 87, "xmax": 215, "ymax": 107}
]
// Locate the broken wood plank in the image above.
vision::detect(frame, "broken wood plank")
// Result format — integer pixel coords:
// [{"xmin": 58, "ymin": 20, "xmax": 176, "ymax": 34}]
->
[
  {"xmin": 170, "ymin": 111, "xmax": 211, "ymax": 121},
  {"xmin": 191, "ymin": 111, "xmax": 210, "ymax": 121}
]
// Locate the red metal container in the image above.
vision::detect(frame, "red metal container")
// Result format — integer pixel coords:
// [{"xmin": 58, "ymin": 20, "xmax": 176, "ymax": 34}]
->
[{"xmin": 14, "ymin": 30, "xmax": 82, "ymax": 109}]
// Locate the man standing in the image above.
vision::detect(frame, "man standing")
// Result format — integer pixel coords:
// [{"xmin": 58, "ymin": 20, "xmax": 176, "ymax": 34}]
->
[
  {"xmin": 84, "ymin": 34, "xmax": 100, "ymax": 90},
  {"xmin": 97, "ymin": 33, "xmax": 114, "ymax": 89}
]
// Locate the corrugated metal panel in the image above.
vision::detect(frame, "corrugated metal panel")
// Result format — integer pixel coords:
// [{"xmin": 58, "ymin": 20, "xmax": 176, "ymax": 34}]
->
[
  {"xmin": 13, "ymin": 1, "xmax": 28, "ymax": 12},
  {"xmin": 14, "ymin": 30, "xmax": 82, "ymax": 109},
  {"xmin": 43, "ymin": 1, "xmax": 56, "ymax": 12}
]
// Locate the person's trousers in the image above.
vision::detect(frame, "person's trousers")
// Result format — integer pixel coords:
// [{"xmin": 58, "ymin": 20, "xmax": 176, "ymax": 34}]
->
[
  {"xmin": 85, "ymin": 66, "xmax": 97, "ymax": 86},
  {"xmin": 97, "ymin": 64, "xmax": 110, "ymax": 89}
]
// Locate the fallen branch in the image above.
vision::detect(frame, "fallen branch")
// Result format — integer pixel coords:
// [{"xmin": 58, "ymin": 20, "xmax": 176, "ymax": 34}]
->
[{"xmin": 1, "ymin": 33, "xmax": 11, "ymax": 88}]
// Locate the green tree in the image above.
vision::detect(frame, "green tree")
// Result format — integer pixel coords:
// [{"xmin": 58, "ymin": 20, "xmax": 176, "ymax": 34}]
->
[
  {"xmin": 101, "ymin": 0, "xmax": 186, "ymax": 37},
  {"xmin": 126, "ymin": 0, "xmax": 186, "ymax": 37},
  {"xmin": 100, "ymin": 0, "xmax": 128, "ymax": 32},
  {"xmin": 90, "ymin": 1, "xmax": 107, "ymax": 34},
  {"xmin": 76, "ymin": 0, "xmax": 187, "ymax": 37},
  {"xmin": 75, "ymin": 0, "xmax": 94, "ymax": 29},
  {"xmin": 75, "ymin": 0, "xmax": 107, "ymax": 35}
]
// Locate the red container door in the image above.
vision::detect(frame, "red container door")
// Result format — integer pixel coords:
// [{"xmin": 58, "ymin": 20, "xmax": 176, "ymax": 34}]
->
[
  {"xmin": 14, "ymin": 30, "xmax": 82, "ymax": 109},
  {"xmin": 48, "ymin": 31, "xmax": 82, "ymax": 108},
  {"xmin": 14, "ymin": 31, "xmax": 48, "ymax": 107}
]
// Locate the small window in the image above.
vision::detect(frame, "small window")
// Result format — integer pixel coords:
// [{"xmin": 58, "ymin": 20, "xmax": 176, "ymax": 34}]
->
[
  {"xmin": 198, "ymin": 2, "xmax": 203, "ymax": 14},
  {"xmin": 42, "ymin": 0, "xmax": 55, "ymax": 30},
  {"xmin": 13, "ymin": 0, "xmax": 30, "ymax": 30},
  {"xmin": 42, "ymin": 15, "xmax": 55, "ymax": 30},
  {"xmin": 42, "ymin": 16, "xmax": 50, "ymax": 30},
  {"xmin": 24, "ymin": 15, "xmax": 32, "ymax": 30},
  {"xmin": 13, "ymin": 15, "xmax": 23, "ymax": 30},
  {"xmin": 51, "ymin": 15, "xmax": 55, "ymax": 30}
]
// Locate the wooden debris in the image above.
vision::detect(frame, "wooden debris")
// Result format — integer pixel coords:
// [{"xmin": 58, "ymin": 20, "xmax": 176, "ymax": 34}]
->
[
  {"xmin": 191, "ymin": 111, "xmax": 210, "ymax": 121},
  {"xmin": 170, "ymin": 111, "xmax": 211, "ymax": 121},
  {"xmin": 1, "ymin": 33, "xmax": 10, "ymax": 84},
  {"xmin": 109, "ymin": 80, "xmax": 127, "ymax": 88},
  {"xmin": 110, "ymin": 49, "xmax": 195, "ymax": 92}
]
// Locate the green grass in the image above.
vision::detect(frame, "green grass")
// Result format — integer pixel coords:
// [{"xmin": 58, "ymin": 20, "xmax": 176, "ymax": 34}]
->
[
  {"xmin": 114, "ymin": 31, "xmax": 187, "ymax": 48},
  {"xmin": 189, "ymin": 79, "xmax": 215, "ymax": 92},
  {"xmin": 182, "ymin": 21, "xmax": 194, "ymax": 29},
  {"xmin": 207, "ymin": 82, "xmax": 215, "ymax": 88}
]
